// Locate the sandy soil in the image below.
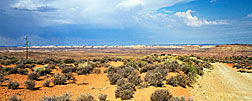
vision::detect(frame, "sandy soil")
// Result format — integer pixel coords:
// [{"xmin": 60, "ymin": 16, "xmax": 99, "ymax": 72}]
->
[
  {"xmin": 191, "ymin": 63, "xmax": 252, "ymax": 101},
  {"xmin": 0, "ymin": 62, "xmax": 190, "ymax": 101}
]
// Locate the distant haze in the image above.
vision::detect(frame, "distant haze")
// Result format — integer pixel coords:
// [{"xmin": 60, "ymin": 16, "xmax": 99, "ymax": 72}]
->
[{"xmin": 0, "ymin": 0, "xmax": 252, "ymax": 46}]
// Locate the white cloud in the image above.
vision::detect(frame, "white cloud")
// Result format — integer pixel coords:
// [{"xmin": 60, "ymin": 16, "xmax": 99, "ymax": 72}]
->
[
  {"xmin": 49, "ymin": 19, "xmax": 74, "ymax": 24},
  {"xmin": 116, "ymin": 0, "xmax": 144, "ymax": 11},
  {"xmin": 248, "ymin": 12, "xmax": 252, "ymax": 17},
  {"xmin": 175, "ymin": 10, "xmax": 227, "ymax": 27},
  {"xmin": 12, "ymin": 0, "xmax": 229, "ymax": 29},
  {"xmin": 11, "ymin": 0, "xmax": 50, "ymax": 10}
]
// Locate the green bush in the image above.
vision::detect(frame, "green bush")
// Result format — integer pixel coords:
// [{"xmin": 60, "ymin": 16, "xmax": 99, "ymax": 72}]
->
[
  {"xmin": 33, "ymin": 67, "xmax": 52, "ymax": 75},
  {"xmin": 150, "ymin": 89, "xmax": 172, "ymax": 101}
]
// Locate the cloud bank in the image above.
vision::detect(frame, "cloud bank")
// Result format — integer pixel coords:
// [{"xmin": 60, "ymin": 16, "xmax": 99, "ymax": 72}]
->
[{"xmin": 175, "ymin": 10, "xmax": 227, "ymax": 27}]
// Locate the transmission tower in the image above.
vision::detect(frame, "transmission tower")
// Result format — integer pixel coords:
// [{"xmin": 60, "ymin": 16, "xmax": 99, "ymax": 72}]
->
[{"xmin": 25, "ymin": 35, "xmax": 28, "ymax": 60}]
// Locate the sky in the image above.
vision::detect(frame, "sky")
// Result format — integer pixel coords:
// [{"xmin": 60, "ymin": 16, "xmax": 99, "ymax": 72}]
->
[{"xmin": 0, "ymin": 0, "xmax": 252, "ymax": 46}]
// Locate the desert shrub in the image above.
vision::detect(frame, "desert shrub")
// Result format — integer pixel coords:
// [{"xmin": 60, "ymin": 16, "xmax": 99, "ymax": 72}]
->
[
  {"xmin": 137, "ymin": 61, "xmax": 148, "ymax": 68},
  {"xmin": 0, "ymin": 71, "xmax": 7, "ymax": 84},
  {"xmin": 41, "ymin": 93, "xmax": 71, "ymax": 101},
  {"xmin": 25, "ymin": 64, "xmax": 35, "ymax": 68},
  {"xmin": 76, "ymin": 65, "xmax": 94, "ymax": 75},
  {"xmin": 52, "ymin": 73, "xmax": 67, "ymax": 85},
  {"xmin": 196, "ymin": 66, "xmax": 204, "ymax": 76},
  {"xmin": 1, "ymin": 67, "xmax": 12, "ymax": 73},
  {"xmin": 28, "ymin": 72, "xmax": 40, "ymax": 80},
  {"xmin": 115, "ymin": 83, "xmax": 135, "ymax": 100},
  {"xmin": 76, "ymin": 63, "xmax": 94, "ymax": 75},
  {"xmin": 34, "ymin": 67, "xmax": 52, "ymax": 75},
  {"xmin": 104, "ymin": 64, "xmax": 111, "ymax": 68},
  {"xmin": 139, "ymin": 82, "xmax": 149, "ymax": 88},
  {"xmin": 152, "ymin": 67, "xmax": 168, "ymax": 78},
  {"xmin": 61, "ymin": 67, "xmax": 72, "ymax": 73},
  {"xmin": 17, "ymin": 68, "xmax": 28, "ymax": 75},
  {"xmin": 120, "ymin": 82, "xmax": 136, "ymax": 91},
  {"xmin": 125, "ymin": 61, "xmax": 139, "ymax": 69},
  {"xmin": 166, "ymin": 74, "xmax": 189, "ymax": 88},
  {"xmin": 150, "ymin": 89, "xmax": 172, "ymax": 101},
  {"xmin": 47, "ymin": 64, "xmax": 56, "ymax": 69},
  {"xmin": 7, "ymin": 80, "xmax": 19, "ymax": 90},
  {"xmin": 140, "ymin": 64, "xmax": 156, "ymax": 73},
  {"xmin": 9, "ymin": 67, "xmax": 18, "ymax": 74},
  {"xmin": 98, "ymin": 94, "xmax": 107, "ymax": 101},
  {"xmin": 8, "ymin": 95, "xmax": 21, "ymax": 101},
  {"xmin": 78, "ymin": 63, "xmax": 89, "ymax": 68},
  {"xmin": 117, "ymin": 66, "xmax": 135, "ymax": 78},
  {"xmin": 24, "ymin": 80, "xmax": 35, "ymax": 90},
  {"xmin": 94, "ymin": 69, "xmax": 101, "ymax": 74},
  {"xmin": 107, "ymin": 73, "xmax": 123, "ymax": 85},
  {"xmin": 166, "ymin": 76, "xmax": 178, "ymax": 87},
  {"xmin": 63, "ymin": 73, "xmax": 76, "ymax": 83},
  {"xmin": 145, "ymin": 71, "xmax": 164, "ymax": 87},
  {"xmin": 76, "ymin": 94, "xmax": 95, "ymax": 101},
  {"xmin": 100, "ymin": 56, "xmax": 109, "ymax": 63},
  {"xmin": 64, "ymin": 58, "xmax": 75, "ymax": 64},
  {"xmin": 43, "ymin": 80, "xmax": 50, "ymax": 87},
  {"xmin": 116, "ymin": 78, "xmax": 127, "ymax": 86},
  {"xmin": 59, "ymin": 64, "xmax": 67, "ymax": 69},
  {"xmin": 176, "ymin": 74, "xmax": 188, "ymax": 88},
  {"xmin": 166, "ymin": 61, "xmax": 180, "ymax": 72},
  {"xmin": 15, "ymin": 64, "xmax": 25, "ymax": 69},
  {"xmin": 170, "ymin": 96, "xmax": 193, "ymax": 101},
  {"xmin": 105, "ymin": 66, "xmax": 117, "ymax": 74},
  {"xmin": 127, "ymin": 71, "xmax": 143, "ymax": 86},
  {"xmin": 188, "ymin": 65, "xmax": 198, "ymax": 76},
  {"xmin": 115, "ymin": 89, "xmax": 134, "ymax": 100}
]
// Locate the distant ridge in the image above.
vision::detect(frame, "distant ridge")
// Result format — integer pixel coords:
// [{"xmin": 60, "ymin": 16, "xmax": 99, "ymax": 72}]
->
[
  {"xmin": 154, "ymin": 44, "xmax": 219, "ymax": 46},
  {"xmin": 0, "ymin": 46, "xmax": 17, "ymax": 47}
]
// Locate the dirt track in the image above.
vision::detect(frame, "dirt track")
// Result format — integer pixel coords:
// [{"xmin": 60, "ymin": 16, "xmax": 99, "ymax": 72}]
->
[{"xmin": 191, "ymin": 63, "xmax": 252, "ymax": 101}]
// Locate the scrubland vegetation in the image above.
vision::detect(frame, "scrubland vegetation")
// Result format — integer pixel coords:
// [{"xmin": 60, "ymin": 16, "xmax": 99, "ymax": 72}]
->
[{"xmin": 0, "ymin": 54, "xmax": 219, "ymax": 100}]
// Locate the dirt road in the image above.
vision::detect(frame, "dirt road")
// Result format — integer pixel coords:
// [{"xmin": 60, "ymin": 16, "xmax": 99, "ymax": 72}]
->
[{"xmin": 191, "ymin": 63, "xmax": 252, "ymax": 101}]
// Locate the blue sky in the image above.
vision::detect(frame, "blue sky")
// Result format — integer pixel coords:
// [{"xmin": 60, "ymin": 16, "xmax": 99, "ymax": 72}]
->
[{"xmin": 0, "ymin": 0, "xmax": 252, "ymax": 46}]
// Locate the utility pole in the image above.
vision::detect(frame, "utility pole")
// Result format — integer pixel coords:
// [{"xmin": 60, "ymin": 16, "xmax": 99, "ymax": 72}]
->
[{"xmin": 25, "ymin": 35, "xmax": 28, "ymax": 60}]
